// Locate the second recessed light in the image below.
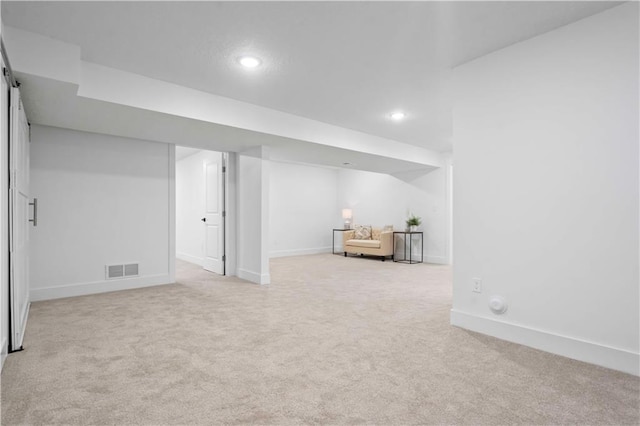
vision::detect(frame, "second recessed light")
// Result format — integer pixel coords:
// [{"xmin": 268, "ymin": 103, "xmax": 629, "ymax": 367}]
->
[
  {"xmin": 238, "ymin": 56, "xmax": 262, "ymax": 69},
  {"xmin": 390, "ymin": 111, "xmax": 406, "ymax": 121}
]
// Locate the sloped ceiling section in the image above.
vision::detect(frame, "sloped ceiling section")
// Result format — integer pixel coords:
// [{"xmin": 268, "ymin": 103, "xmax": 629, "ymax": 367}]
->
[{"xmin": 2, "ymin": 26, "xmax": 443, "ymax": 174}]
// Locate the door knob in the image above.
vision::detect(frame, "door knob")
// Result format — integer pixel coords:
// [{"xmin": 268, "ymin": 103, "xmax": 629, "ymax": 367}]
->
[{"xmin": 201, "ymin": 217, "xmax": 206, "ymax": 222}]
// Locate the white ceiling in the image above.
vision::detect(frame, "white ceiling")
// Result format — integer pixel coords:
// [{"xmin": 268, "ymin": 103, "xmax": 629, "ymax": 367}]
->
[{"xmin": 1, "ymin": 1, "xmax": 623, "ymax": 155}]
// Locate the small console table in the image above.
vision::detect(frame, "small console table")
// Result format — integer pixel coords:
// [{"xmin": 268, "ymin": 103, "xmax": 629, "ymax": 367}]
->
[
  {"xmin": 332, "ymin": 228, "xmax": 351, "ymax": 255},
  {"xmin": 393, "ymin": 231, "xmax": 424, "ymax": 264}
]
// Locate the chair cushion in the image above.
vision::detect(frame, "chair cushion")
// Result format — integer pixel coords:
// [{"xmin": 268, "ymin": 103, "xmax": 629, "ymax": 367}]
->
[
  {"xmin": 346, "ymin": 239, "xmax": 380, "ymax": 249},
  {"xmin": 354, "ymin": 225, "xmax": 372, "ymax": 240}
]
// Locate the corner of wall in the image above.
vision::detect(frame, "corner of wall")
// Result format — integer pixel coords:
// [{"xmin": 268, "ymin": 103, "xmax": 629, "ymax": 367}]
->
[
  {"xmin": 225, "ymin": 152, "xmax": 237, "ymax": 277},
  {"xmin": 236, "ymin": 152, "xmax": 270, "ymax": 284},
  {"xmin": 237, "ymin": 268, "xmax": 270, "ymax": 285},
  {"xmin": 168, "ymin": 143, "xmax": 176, "ymax": 283}
]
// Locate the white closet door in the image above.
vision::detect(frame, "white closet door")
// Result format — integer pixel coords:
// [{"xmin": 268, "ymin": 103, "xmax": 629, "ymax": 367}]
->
[
  {"xmin": 9, "ymin": 87, "xmax": 30, "ymax": 351},
  {"xmin": 1, "ymin": 57, "xmax": 9, "ymax": 363},
  {"xmin": 202, "ymin": 154, "xmax": 224, "ymax": 275}
]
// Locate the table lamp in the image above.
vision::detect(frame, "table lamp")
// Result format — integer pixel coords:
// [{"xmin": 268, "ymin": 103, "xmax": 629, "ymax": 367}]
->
[{"xmin": 342, "ymin": 209, "xmax": 352, "ymax": 229}]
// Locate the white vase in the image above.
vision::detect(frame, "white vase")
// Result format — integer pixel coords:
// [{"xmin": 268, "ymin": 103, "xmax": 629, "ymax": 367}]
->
[{"xmin": 409, "ymin": 225, "xmax": 417, "ymax": 232}]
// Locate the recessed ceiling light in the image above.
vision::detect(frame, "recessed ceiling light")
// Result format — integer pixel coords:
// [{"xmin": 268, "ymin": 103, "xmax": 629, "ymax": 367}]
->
[
  {"xmin": 238, "ymin": 56, "xmax": 261, "ymax": 69},
  {"xmin": 389, "ymin": 111, "xmax": 406, "ymax": 121}
]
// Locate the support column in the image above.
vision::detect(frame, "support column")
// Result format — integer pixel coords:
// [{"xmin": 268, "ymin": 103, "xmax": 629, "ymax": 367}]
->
[{"xmin": 235, "ymin": 146, "xmax": 270, "ymax": 285}]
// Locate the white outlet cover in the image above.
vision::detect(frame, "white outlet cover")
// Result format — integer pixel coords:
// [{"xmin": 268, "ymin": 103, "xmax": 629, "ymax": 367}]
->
[
  {"xmin": 489, "ymin": 295, "xmax": 508, "ymax": 314},
  {"xmin": 472, "ymin": 278, "xmax": 482, "ymax": 293}
]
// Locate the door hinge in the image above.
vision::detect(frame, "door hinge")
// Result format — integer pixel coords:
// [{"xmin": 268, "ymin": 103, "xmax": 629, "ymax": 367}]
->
[
  {"xmin": 222, "ymin": 211, "xmax": 226, "ymax": 218},
  {"xmin": 222, "ymin": 255, "xmax": 226, "ymax": 262},
  {"xmin": 222, "ymin": 166, "xmax": 226, "ymax": 173}
]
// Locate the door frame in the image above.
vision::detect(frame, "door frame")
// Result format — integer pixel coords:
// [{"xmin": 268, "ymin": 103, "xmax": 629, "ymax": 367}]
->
[{"xmin": 174, "ymin": 148, "xmax": 235, "ymax": 276}]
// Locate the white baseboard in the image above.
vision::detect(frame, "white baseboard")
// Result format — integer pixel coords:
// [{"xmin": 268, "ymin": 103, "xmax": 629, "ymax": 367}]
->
[
  {"xmin": 450, "ymin": 309, "xmax": 639, "ymax": 376},
  {"xmin": 176, "ymin": 252, "xmax": 203, "ymax": 266},
  {"xmin": 270, "ymin": 246, "xmax": 332, "ymax": 258},
  {"xmin": 392, "ymin": 252, "xmax": 449, "ymax": 265},
  {"xmin": 425, "ymin": 255, "xmax": 448, "ymax": 264},
  {"xmin": 237, "ymin": 268, "xmax": 270, "ymax": 285},
  {"xmin": 1, "ymin": 337, "xmax": 7, "ymax": 371},
  {"xmin": 30, "ymin": 274, "xmax": 174, "ymax": 301}
]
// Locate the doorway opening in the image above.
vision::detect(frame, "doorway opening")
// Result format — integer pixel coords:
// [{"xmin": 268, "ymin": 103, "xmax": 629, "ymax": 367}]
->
[{"xmin": 175, "ymin": 146, "xmax": 227, "ymax": 276}]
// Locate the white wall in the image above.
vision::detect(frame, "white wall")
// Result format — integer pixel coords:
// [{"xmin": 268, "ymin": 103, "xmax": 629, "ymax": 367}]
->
[
  {"xmin": 175, "ymin": 149, "xmax": 223, "ymax": 265},
  {"xmin": 236, "ymin": 148, "xmax": 270, "ymax": 284},
  {"xmin": 451, "ymin": 3, "xmax": 639, "ymax": 375},
  {"xmin": 267, "ymin": 160, "xmax": 451, "ymax": 263},
  {"xmin": 29, "ymin": 125, "xmax": 175, "ymax": 300},
  {"xmin": 337, "ymin": 165, "xmax": 450, "ymax": 264},
  {"xmin": 269, "ymin": 161, "xmax": 339, "ymax": 257}
]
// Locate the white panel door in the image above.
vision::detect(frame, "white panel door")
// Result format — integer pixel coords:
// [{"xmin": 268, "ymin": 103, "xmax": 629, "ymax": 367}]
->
[
  {"xmin": 9, "ymin": 87, "xmax": 30, "ymax": 351},
  {"xmin": 203, "ymin": 155, "xmax": 224, "ymax": 274}
]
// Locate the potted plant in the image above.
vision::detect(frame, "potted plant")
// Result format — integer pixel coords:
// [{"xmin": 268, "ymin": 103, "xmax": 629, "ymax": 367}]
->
[{"xmin": 406, "ymin": 214, "xmax": 421, "ymax": 232}]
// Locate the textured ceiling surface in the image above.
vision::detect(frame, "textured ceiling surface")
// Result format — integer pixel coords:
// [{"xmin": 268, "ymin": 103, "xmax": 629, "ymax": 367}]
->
[{"xmin": 2, "ymin": 1, "xmax": 622, "ymax": 153}]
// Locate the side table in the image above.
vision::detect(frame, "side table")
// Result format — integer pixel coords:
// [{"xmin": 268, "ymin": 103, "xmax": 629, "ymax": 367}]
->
[
  {"xmin": 332, "ymin": 228, "xmax": 351, "ymax": 255},
  {"xmin": 393, "ymin": 231, "xmax": 424, "ymax": 264}
]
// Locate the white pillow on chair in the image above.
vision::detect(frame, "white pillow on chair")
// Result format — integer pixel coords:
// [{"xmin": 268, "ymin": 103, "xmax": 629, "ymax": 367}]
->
[{"xmin": 354, "ymin": 225, "xmax": 372, "ymax": 240}]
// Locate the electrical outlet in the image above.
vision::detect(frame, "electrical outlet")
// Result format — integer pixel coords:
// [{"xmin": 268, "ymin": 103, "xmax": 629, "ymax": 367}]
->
[{"xmin": 472, "ymin": 278, "xmax": 482, "ymax": 293}]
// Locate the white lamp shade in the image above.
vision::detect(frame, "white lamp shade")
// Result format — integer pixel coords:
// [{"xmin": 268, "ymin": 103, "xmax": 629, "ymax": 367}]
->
[{"xmin": 342, "ymin": 209, "xmax": 352, "ymax": 219}]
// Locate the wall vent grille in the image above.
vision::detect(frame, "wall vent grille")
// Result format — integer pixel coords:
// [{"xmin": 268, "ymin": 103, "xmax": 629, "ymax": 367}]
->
[
  {"xmin": 107, "ymin": 265, "xmax": 124, "ymax": 279},
  {"xmin": 106, "ymin": 263, "xmax": 140, "ymax": 279},
  {"xmin": 124, "ymin": 263, "xmax": 139, "ymax": 277}
]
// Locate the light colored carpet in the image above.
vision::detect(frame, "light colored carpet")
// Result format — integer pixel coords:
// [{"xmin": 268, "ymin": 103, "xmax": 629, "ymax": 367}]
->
[{"xmin": 1, "ymin": 254, "xmax": 638, "ymax": 425}]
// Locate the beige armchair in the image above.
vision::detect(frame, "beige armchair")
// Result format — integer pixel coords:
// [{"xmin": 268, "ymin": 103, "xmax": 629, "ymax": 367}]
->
[{"xmin": 343, "ymin": 227, "xmax": 394, "ymax": 261}]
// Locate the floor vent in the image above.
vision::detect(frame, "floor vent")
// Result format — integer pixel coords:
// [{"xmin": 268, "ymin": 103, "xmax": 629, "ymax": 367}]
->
[{"xmin": 106, "ymin": 263, "xmax": 140, "ymax": 279}]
